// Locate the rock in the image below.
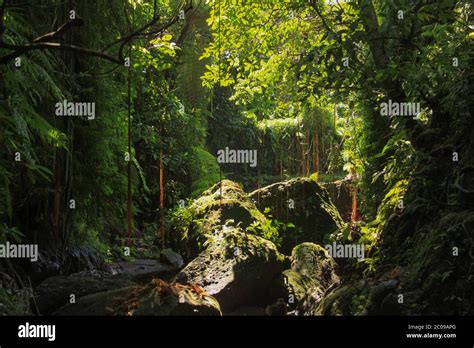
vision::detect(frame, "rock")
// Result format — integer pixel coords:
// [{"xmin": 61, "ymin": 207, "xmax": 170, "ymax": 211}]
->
[
  {"xmin": 378, "ymin": 211, "xmax": 474, "ymax": 315},
  {"xmin": 174, "ymin": 229, "xmax": 287, "ymax": 313},
  {"xmin": 170, "ymin": 180, "xmax": 271, "ymax": 259},
  {"xmin": 365, "ymin": 279, "xmax": 400, "ymax": 315},
  {"xmin": 316, "ymin": 284, "xmax": 358, "ymax": 315},
  {"xmin": 270, "ymin": 243, "xmax": 340, "ymax": 314},
  {"xmin": 291, "ymin": 243, "xmax": 340, "ymax": 289},
  {"xmin": 53, "ymin": 287, "xmax": 129, "ymax": 315},
  {"xmin": 29, "ymin": 251, "xmax": 61, "ymax": 283},
  {"xmin": 191, "ymin": 180, "xmax": 266, "ymax": 232},
  {"xmin": 160, "ymin": 249, "xmax": 184, "ymax": 269},
  {"xmin": 27, "ymin": 247, "xmax": 107, "ymax": 285},
  {"xmin": 265, "ymin": 298, "xmax": 288, "ymax": 316},
  {"xmin": 62, "ymin": 246, "xmax": 107, "ymax": 274},
  {"xmin": 322, "ymin": 179, "xmax": 353, "ymax": 221},
  {"xmin": 33, "ymin": 270, "xmax": 136, "ymax": 315},
  {"xmin": 54, "ymin": 278, "xmax": 221, "ymax": 316},
  {"xmin": 109, "ymin": 259, "xmax": 177, "ymax": 283},
  {"xmin": 249, "ymin": 177, "xmax": 344, "ymax": 254},
  {"xmin": 269, "ymin": 269, "xmax": 320, "ymax": 310}
]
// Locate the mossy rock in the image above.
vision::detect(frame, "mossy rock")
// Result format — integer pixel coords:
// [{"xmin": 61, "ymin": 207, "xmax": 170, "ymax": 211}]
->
[
  {"xmin": 268, "ymin": 269, "xmax": 320, "ymax": 310},
  {"xmin": 249, "ymin": 177, "xmax": 344, "ymax": 254},
  {"xmin": 291, "ymin": 243, "xmax": 340, "ymax": 289},
  {"xmin": 316, "ymin": 284, "xmax": 358, "ymax": 316},
  {"xmin": 191, "ymin": 180, "xmax": 266, "ymax": 230},
  {"xmin": 269, "ymin": 243, "xmax": 340, "ymax": 314},
  {"xmin": 170, "ymin": 180, "xmax": 269, "ymax": 258},
  {"xmin": 174, "ymin": 229, "xmax": 287, "ymax": 313}
]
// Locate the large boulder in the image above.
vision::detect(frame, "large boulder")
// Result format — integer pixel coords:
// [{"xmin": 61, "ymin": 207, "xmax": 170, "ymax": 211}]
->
[
  {"xmin": 191, "ymin": 180, "xmax": 266, "ymax": 231},
  {"xmin": 34, "ymin": 259, "xmax": 177, "ymax": 315},
  {"xmin": 54, "ymin": 278, "xmax": 221, "ymax": 316},
  {"xmin": 33, "ymin": 271, "xmax": 136, "ymax": 315},
  {"xmin": 170, "ymin": 180, "xmax": 271, "ymax": 259},
  {"xmin": 108, "ymin": 259, "xmax": 177, "ymax": 283},
  {"xmin": 291, "ymin": 243, "xmax": 340, "ymax": 289},
  {"xmin": 174, "ymin": 229, "xmax": 288, "ymax": 313},
  {"xmin": 28, "ymin": 246, "xmax": 107, "ymax": 284},
  {"xmin": 249, "ymin": 178, "xmax": 344, "ymax": 254},
  {"xmin": 62, "ymin": 246, "xmax": 108, "ymax": 274},
  {"xmin": 269, "ymin": 243, "xmax": 340, "ymax": 314}
]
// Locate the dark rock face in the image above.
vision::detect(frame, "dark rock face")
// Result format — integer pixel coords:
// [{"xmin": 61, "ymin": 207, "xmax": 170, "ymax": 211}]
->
[
  {"xmin": 54, "ymin": 278, "xmax": 221, "ymax": 316},
  {"xmin": 160, "ymin": 249, "xmax": 184, "ymax": 269},
  {"xmin": 249, "ymin": 178, "xmax": 344, "ymax": 254},
  {"xmin": 34, "ymin": 258, "xmax": 178, "ymax": 315},
  {"xmin": 174, "ymin": 229, "xmax": 287, "ymax": 313},
  {"xmin": 33, "ymin": 271, "xmax": 136, "ymax": 315},
  {"xmin": 376, "ymin": 211, "xmax": 474, "ymax": 315},
  {"xmin": 322, "ymin": 179, "xmax": 353, "ymax": 222},
  {"xmin": 29, "ymin": 246, "xmax": 107, "ymax": 284},
  {"xmin": 109, "ymin": 259, "xmax": 177, "ymax": 283},
  {"xmin": 63, "ymin": 246, "xmax": 108, "ymax": 274},
  {"xmin": 28, "ymin": 251, "xmax": 61, "ymax": 284}
]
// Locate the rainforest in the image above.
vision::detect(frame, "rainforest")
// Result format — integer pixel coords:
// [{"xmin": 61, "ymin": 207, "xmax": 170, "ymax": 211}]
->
[{"xmin": 0, "ymin": 0, "xmax": 473, "ymax": 338}]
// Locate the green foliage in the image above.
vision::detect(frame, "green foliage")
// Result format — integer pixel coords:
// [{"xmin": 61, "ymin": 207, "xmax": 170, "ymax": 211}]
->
[
  {"xmin": 189, "ymin": 146, "xmax": 221, "ymax": 197},
  {"xmin": 246, "ymin": 218, "xmax": 282, "ymax": 247},
  {"xmin": 0, "ymin": 287, "xmax": 31, "ymax": 315},
  {"xmin": 0, "ymin": 224, "xmax": 24, "ymax": 244}
]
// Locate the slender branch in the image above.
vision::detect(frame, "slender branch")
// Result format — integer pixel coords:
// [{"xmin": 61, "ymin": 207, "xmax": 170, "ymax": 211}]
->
[
  {"xmin": 103, "ymin": 1, "xmax": 192, "ymax": 52},
  {"xmin": 0, "ymin": 42, "xmax": 122, "ymax": 65},
  {"xmin": 0, "ymin": 0, "xmax": 193, "ymax": 66},
  {"xmin": 309, "ymin": 0, "xmax": 335, "ymax": 36}
]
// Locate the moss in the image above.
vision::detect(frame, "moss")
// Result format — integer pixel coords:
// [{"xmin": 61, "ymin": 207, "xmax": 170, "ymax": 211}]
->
[
  {"xmin": 291, "ymin": 243, "xmax": 339, "ymax": 289},
  {"xmin": 250, "ymin": 177, "xmax": 345, "ymax": 254},
  {"xmin": 175, "ymin": 229, "xmax": 287, "ymax": 312},
  {"xmin": 191, "ymin": 180, "xmax": 266, "ymax": 229},
  {"xmin": 170, "ymin": 180, "xmax": 279, "ymax": 258},
  {"xmin": 189, "ymin": 147, "xmax": 222, "ymax": 198},
  {"xmin": 220, "ymin": 228, "xmax": 286, "ymax": 264},
  {"xmin": 316, "ymin": 284, "xmax": 361, "ymax": 316}
]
